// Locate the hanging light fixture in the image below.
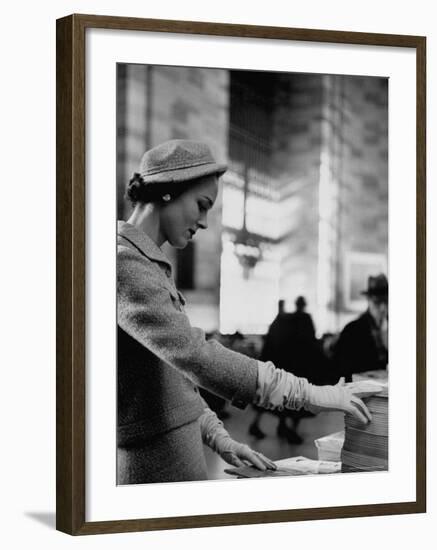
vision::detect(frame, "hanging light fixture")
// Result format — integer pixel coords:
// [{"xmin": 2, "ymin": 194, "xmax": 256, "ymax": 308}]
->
[{"xmin": 233, "ymin": 165, "xmax": 263, "ymax": 278}]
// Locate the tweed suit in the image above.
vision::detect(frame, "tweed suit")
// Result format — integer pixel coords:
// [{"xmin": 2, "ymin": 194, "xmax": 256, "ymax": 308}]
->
[{"xmin": 117, "ymin": 221, "xmax": 258, "ymax": 483}]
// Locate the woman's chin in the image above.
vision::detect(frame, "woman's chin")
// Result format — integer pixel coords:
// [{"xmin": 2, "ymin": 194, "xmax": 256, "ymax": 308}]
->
[{"xmin": 171, "ymin": 236, "xmax": 189, "ymax": 249}]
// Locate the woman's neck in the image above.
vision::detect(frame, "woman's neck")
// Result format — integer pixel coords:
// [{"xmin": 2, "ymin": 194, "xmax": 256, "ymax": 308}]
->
[{"xmin": 126, "ymin": 204, "xmax": 165, "ymax": 247}]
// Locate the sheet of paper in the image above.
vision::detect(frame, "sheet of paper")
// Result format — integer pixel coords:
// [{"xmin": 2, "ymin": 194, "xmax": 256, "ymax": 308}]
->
[{"xmin": 225, "ymin": 456, "xmax": 341, "ymax": 478}]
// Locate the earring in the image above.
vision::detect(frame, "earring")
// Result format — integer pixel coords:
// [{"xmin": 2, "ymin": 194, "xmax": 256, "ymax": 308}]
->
[{"xmin": 162, "ymin": 194, "xmax": 171, "ymax": 202}]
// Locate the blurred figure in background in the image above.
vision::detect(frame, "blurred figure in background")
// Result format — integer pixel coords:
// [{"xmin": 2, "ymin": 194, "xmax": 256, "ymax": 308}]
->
[
  {"xmin": 333, "ymin": 274, "xmax": 388, "ymax": 383},
  {"xmin": 249, "ymin": 297, "xmax": 318, "ymax": 444},
  {"xmin": 261, "ymin": 297, "xmax": 316, "ymax": 377}
]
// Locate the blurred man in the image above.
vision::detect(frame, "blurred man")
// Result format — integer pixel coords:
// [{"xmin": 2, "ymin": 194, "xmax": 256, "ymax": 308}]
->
[
  {"xmin": 248, "ymin": 297, "xmax": 317, "ymax": 444},
  {"xmin": 334, "ymin": 274, "xmax": 388, "ymax": 382}
]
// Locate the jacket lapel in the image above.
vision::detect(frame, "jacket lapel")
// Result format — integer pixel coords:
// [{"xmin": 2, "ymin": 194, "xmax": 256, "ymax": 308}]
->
[{"xmin": 117, "ymin": 221, "xmax": 172, "ymax": 269}]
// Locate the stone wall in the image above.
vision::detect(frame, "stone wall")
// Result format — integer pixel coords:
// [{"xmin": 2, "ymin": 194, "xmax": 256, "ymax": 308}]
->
[{"xmin": 270, "ymin": 74, "xmax": 324, "ymax": 316}]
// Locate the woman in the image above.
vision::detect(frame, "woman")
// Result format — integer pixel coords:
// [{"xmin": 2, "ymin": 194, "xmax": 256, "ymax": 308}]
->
[{"xmin": 117, "ymin": 139, "xmax": 378, "ymax": 484}]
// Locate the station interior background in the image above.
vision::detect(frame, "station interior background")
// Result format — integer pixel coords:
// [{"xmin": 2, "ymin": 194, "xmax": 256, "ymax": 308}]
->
[{"xmin": 116, "ymin": 64, "xmax": 388, "ymax": 477}]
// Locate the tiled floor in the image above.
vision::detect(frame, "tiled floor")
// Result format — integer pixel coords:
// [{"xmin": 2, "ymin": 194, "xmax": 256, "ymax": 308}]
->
[{"xmin": 204, "ymin": 404, "xmax": 344, "ymax": 479}]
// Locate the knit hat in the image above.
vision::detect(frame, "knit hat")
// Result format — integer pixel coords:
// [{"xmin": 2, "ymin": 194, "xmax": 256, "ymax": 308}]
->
[{"xmin": 139, "ymin": 139, "xmax": 227, "ymax": 184}]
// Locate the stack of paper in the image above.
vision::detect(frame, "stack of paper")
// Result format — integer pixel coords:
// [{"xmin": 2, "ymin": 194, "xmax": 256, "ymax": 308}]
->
[
  {"xmin": 314, "ymin": 430, "xmax": 345, "ymax": 462},
  {"xmin": 341, "ymin": 387, "xmax": 389, "ymax": 473}
]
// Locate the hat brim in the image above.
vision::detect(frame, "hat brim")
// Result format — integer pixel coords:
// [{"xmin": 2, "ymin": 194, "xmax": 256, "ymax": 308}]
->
[
  {"xmin": 361, "ymin": 290, "xmax": 388, "ymax": 297},
  {"xmin": 141, "ymin": 162, "xmax": 227, "ymax": 184}
]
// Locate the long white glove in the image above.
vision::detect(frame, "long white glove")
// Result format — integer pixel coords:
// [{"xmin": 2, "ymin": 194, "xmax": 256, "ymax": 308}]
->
[
  {"xmin": 254, "ymin": 362, "xmax": 382, "ymax": 424},
  {"xmin": 199, "ymin": 407, "xmax": 276, "ymax": 471}
]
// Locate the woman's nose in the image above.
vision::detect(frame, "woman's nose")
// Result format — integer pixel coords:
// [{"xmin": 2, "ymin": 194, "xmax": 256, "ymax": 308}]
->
[{"xmin": 197, "ymin": 215, "xmax": 208, "ymax": 230}]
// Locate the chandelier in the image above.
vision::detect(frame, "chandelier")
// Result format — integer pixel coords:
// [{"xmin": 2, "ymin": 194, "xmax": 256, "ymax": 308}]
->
[{"xmin": 232, "ymin": 166, "xmax": 263, "ymax": 278}]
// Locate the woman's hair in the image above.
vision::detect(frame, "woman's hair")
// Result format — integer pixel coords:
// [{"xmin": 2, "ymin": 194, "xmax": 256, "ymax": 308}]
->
[{"xmin": 125, "ymin": 172, "xmax": 210, "ymax": 206}]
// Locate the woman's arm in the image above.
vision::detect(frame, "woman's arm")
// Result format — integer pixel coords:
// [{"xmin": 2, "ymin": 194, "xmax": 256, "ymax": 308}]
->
[
  {"xmin": 118, "ymin": 246, "xmax": 380, "ymax": 423},
  {"xmin": 117, "ymin": 245, "xmax": 257, "ymax": 408}
]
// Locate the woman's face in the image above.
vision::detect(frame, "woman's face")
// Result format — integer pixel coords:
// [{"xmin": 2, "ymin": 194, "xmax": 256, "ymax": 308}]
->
[
  {"xmin": 160, "ymin": 175, "xmax": 218, "ymax": 248},
  {"xmin": 368, "ymin": 296, "xmax": 388, "ymax": 327}
]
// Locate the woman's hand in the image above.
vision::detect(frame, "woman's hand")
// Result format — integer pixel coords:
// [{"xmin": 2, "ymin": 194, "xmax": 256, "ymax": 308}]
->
[
  {"xmin": 199, "ymin": 405, "xmax": 276, "ymax": 470},
  {"xmin": 254, "ymin": 362, "xmax": 383, "ymax": 425},
  {"xmin": 219, "ymin": 441, "xmax": 277, "ymax": 471},
  {"xmin": 305, "ymin": 378, "xmax": 382, "ymax": 424}
]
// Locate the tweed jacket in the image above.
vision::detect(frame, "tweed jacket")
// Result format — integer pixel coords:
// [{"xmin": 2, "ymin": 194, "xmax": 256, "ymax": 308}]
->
[{"xmin": 117, "ymin": 221, "xmax": 258, "ymax": 446}]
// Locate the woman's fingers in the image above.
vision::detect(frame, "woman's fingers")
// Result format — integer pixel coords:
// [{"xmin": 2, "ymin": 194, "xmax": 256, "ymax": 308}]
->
[
  {"xmin": 347, "ymin": 382, "xmax": 383, "ymax": 399},
  {"xmin": 221, "ymin": 451, "xmax": 245, "ymax": 468},
  {"xmin": 222, "ymin": 449, "xmax": 266, "ymax": 470},
  {"xmin": 259, "ymin": 453, "xmax": 277, "ymax": 470},
  {"xmin": 351, "ymin": 396, "xmax": 372, "ymax": 422},
  {"xmin": 345, "ymin": 396, "xmax": 372, "ymax": 424},
  {"xmin": 239, "ymin": 447, "xmax": 267, "ymax": 470},
  {"xmin": 221, "ymin": 446, "xmax": 276, "ymax": 471},
  {"xmin": 346, "ymin": 405, "xmax": 367, "ymax": 424},
  {"xmin": 251, "ymin": 451, "xmax": 277, "ymax": 470},
  {"xmin": 238, "ymin": 445, "xmax": 277, "ymax": 471}
]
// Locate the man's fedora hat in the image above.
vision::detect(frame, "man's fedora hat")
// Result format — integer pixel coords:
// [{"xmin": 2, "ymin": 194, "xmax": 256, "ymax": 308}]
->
[
  {"xmin": 139, "ymin": 139, "xmax": 227, "ymax": 184},
  {"xmin": 361, "ymin": 274, "xmax": 388, "ymax": 297}
]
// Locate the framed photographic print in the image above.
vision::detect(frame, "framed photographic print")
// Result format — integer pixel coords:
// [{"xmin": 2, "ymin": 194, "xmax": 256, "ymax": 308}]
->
[{"xmin": 56, "ymin": 13, "xmax": 426, "ymax": 535}]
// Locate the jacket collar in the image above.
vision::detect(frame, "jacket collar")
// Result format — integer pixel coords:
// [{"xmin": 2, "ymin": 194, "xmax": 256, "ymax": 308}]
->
[
  {"xmin": 361, "ymin": 310, "xmax": 378, "ymax": 329},
  {"xmin": 117, "ymin": 221, "xmax": 172, "ymax": 268}
]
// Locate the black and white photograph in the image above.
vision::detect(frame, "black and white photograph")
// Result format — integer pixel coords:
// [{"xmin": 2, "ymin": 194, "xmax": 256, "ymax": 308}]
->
[
  {"xmin": 2, "ymin": 0, "xmax": 433, "ymax": 545},
  {"xmin": 116, "ymin": 64, "xmax": 389, "ymax": 485}
]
